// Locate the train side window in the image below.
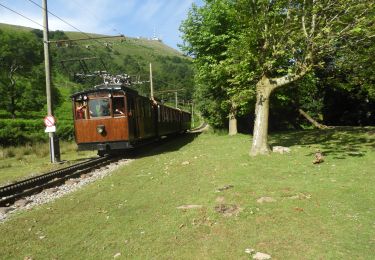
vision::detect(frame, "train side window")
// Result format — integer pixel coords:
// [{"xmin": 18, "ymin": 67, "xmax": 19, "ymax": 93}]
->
[
  {"xmin": 113, "ymin": 97, "xmax": 125, "ymax": 117},
  {"xmin": 88, "ymin": 98, "xmax": 110, "ymax": 118},
  {"xmin": 127, "ymin": 96, "xmax": 135, "ymax": 117},
  {"xmin": 158, "ymin": 105, "xmax": 161, "ymax": 122}
]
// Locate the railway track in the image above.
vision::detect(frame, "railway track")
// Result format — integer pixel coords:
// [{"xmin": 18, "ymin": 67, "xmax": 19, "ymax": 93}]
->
[
  {"xmin": 0, "ymin": 156, "xmax": 118, "ymax": 207},
  {"xmin": 0, "ymin": 126, "xmax": 207, "ymax": 209}
]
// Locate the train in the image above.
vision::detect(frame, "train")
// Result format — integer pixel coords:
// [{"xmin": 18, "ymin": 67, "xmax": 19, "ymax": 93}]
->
[{"xmin": 71, "ymin": 80, "xmax": 191, "ymax": 156}]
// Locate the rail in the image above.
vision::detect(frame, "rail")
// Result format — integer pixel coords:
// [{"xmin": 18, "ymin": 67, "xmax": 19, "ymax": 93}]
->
[{"xmin": 0, "ymin": 156, "xmax": 116, "ymax": 207}]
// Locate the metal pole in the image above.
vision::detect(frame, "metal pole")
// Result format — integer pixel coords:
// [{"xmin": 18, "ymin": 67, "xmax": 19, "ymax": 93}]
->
[
  {"xmin": 149, "ymin": 63, "xmax": 154, "ymax": 99},
  {"xmin": 175, "ymin": 92, "xmax": 178, "ymax": 108},
  {"xmin": 191, "ymin": 101, "xmax": 194, "ymax": 128},
  {"xmin": 43, "ymin": 0, "xmax": 59, "ymax": 163}
]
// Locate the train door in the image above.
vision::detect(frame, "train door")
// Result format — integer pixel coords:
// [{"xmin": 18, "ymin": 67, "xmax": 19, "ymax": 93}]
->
[
  {"xmin": 136, "ymin": 98, "xmax": 144, "ymax": 138},
  {"xmin": 127, "ymin": 95, "xmax": 138, "ymax": 140}
]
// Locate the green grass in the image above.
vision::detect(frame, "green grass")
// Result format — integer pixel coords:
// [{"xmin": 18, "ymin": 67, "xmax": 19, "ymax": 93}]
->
[
  {"xmin": 0, "ymin": 127, "xmax": 374, "ymax": 259},
  {"xmin": 0, "ymin": 142, "xmax": 97, "ymax": 185}
]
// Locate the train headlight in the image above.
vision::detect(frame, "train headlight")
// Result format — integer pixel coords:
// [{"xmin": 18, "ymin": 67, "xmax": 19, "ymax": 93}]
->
[{"xmin": 97, "ymin": 125, "xmax": 106, "ymax": 135}]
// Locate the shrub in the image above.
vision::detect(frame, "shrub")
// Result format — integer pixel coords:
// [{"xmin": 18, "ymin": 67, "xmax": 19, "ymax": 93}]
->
[
  {"xmin": 4, "ymin": 149, "xmax": 16, "ymax": 158},
  {"xmin": 0, "ymin": 119, "xmax": 74, "ymax": 146}
]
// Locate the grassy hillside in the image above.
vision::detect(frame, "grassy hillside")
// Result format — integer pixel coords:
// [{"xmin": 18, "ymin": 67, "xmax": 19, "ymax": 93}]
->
[
  {"xmin": 0, "ymin": 23, "xmax": 182, "ymax": 57},
  {"xmin": 0, "ymin": 22, "xmax": 193, "ymax": 100},
  {"xmin": 0, "ymin": 23, "xmax": 194, "ymax": 145}
]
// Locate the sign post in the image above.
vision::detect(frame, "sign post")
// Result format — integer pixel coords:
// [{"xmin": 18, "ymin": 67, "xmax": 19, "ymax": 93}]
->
[
  {"xmin": 42, "ymin": 0, "xmax": 60, "ymax": 163},
  {"xmin": 44, "ymin": 115, "xmax": 56, "ymax": 133},
  {"xmin": 44, "ymin": 115, "xmax": 59, "ymax": 162}
]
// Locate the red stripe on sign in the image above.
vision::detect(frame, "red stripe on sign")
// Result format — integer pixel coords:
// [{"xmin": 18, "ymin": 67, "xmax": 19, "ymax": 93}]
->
[{"xmin": 44, "ymin": 116, "xmax": 55, "ymax": 127}]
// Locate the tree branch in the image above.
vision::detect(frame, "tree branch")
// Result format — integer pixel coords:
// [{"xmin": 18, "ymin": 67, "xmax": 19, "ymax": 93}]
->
[
  {"xmin": 309, "ymin": 0, "xmax": 316, "ymax": 37},
  {"xmin": 298, "ymin": 109, "xmax": 331, "ymax": 129},
  {"xmin": 269, "ymin": 68, "xmax": 308, "ymax": 89},
  {"xmin": 302, "ymin": 0, "xmax": 309, "ymax": 39}
]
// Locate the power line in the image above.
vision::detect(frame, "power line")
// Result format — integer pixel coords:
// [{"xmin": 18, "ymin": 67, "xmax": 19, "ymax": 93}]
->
[
  {"xmin": 70, "ymin": 0, "xmax": 124, "ymax": 36},
  {"xmin": 0, "ymin": 2, "xmax": 44, "ymax": 28},
  {"xmin": 26, "ymin": 0, "xmax": 120, "ymax": 52},
  {"xmin": 26, "ymin": 0, "xmax": 96, "ymax": 41}
]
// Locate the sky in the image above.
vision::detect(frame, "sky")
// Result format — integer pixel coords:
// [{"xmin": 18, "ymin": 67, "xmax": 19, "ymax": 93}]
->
[{"xmin": 0, "ymin": 0, "xmax": 203, "ymax": 49}]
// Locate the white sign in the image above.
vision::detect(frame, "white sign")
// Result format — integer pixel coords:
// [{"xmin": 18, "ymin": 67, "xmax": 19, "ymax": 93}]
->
[
  {"xmin": 44, "ymin": 116, "xmax": 55, "ymax": 127},
  {"xmin": 45, "ymin": 126, "xmax": 56, "ymax": 133}
]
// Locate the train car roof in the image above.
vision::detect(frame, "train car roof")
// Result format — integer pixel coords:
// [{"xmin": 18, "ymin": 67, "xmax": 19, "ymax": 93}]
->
[
  {"xmin": 71, "ymin": 83, "xmax": 191, "ymax": 114},
  {"xmin": 71, "ymin": 84, "xmax": 139, "ymax": 98}
]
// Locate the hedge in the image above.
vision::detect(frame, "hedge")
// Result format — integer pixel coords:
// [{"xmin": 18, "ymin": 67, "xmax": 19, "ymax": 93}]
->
[{"xmin": 0, "ymin": 119, "xmax": 74, "ymax": 146}]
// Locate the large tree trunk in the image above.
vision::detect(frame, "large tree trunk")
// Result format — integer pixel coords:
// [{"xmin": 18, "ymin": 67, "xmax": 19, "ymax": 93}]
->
[
  {"xmin": 250, "ymin": 71, "xmax": 307, "ymax": 156},
  {"xmin": 228, "ymin": 103, "xmax": 238, "ymax": 136},
  {"xmin": 250, "ymin": 82, "xmax": 272, "ymax": 156}
]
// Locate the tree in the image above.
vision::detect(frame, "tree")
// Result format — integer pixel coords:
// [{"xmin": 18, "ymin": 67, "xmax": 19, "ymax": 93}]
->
[
  {"xmin": 229, "ymin": 0, "xmax": 374, "ymax": 155},
  {"xmin": 180, "ymin": 0, "xmax": 252, "ymax": 133},
  {"xmin": 0, "ymin": 30, "xmax": 44, "ymax": 118}
]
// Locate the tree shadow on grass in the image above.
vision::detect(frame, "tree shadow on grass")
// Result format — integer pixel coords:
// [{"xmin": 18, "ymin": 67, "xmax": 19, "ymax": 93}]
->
[
  {"xmin": 127, "ymin": 132, "xmax": 202, "ymax": 159},
  {"xmin": 269, "ymin": 127, "xmax": 375, "ymax": 159}
]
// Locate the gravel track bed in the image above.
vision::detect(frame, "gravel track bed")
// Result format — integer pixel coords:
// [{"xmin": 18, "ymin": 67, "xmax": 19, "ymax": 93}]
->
[{"xmin": 0, "ymin": 158, "xmax": 133, "ymax": 223}]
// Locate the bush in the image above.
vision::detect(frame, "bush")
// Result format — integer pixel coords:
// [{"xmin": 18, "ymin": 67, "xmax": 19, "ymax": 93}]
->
[{"xmin": 0, "ymin": 119, "xmax": 74, "ymax": 146}]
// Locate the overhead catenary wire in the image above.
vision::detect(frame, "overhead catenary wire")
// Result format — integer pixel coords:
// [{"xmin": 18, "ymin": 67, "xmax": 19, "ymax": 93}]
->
[
  {"xmin": 0, "ymin": 2, "xmax": 44, "ymax": 28},
  {"xmin": 26, "ymin": 0, "xmax": 120, "ymax": 50},
  {"xmin": 70, "ymin": 0, "xmax": 124, "ymax": 36},
  {"xmin": 26, "ymin": 0, "xmax": 100, "ymax": 42}
]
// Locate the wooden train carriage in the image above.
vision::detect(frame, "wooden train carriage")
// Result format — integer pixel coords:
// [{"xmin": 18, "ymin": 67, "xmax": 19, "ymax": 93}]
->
[
  {"xmin": 156, "ymin": 103, "xmax": 192, "ymax": 135},
  {"xmin": 72, "ymin": 83, "xmax": 192, "ymax": 155},
  {"xmin": 72, "ymin": 84, "xmax": 158, "ymax": 154},
  {"xmin": 181, "ymin": 110, "xmax": 191, "ymax": 131}
]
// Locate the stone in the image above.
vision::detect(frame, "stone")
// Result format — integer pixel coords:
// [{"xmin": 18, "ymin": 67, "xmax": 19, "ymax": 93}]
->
[
  {"xmin": 0, "ymin": 207, "xmax": 12, "ymax": 214},
  {"xmin": 214, "ymin": 204, "xmax": 242, "ymax": 217},
  {"xmin": 15, "ymin": 199, "xmax": 30, "ymax": 208},
  {"xmin": 80, "ymin": 174, "xmax": 89, "ymax": 179},
  {"xmin": 289, "ymin": 193, "xmax": 311, "ymax": 200},
  {"xmin": 113, "ymin": 253, "xmax": 121, "ymax": 258},
  {"xmin": 181, "ymin": 161, "xmax": 190, "ymax": 165},
  {"xmin": 176, "ymin": 205, "xmax": 203, "ymax": 210},
  {"xmin": 253, "ymin": 252, "xmax": 271, "ymax": 260},
  {"xmin": 65, "ymin": 179, "xmax": 80, "ymax": 185},
  {"xmin": 272, "ymin": 146, "xmax": 291, "ymax": 154},
  {"xmin": 45, "ymin": 188, "xmax": 58, "ymax": 194},
  {"xmin": 313, "ymin": 151, "xmax": 324, "ymax": 164},
  {"xmin": 216, "ymin": 185, "xmax": 234, "ymax": 192},
  {"xmin": 256, "ymin": 197, "xmax": 276, "ymax": 204},
  {"xmin": 245, "ymin": 248, "xmax": 255, "ymax": 254}
]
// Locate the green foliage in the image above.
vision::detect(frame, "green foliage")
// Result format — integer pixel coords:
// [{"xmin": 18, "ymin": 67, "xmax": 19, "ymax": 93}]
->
[
  {"xmin": 181, "ymin": 0, "xmax": 252, "ymax": 128},
  {"xmin": 0, "ymin": 29, "xmax": 50, "ymax": 117},
  {"xmin": 0, "ymin": 119, "xmax": 74, "ymax": 146},
  {"xmin": 0, "ymin": 119, "xmax": 46, "ymax": 146},
  {"xmin": 181, "ymin": 0, "xmax": 375, "ymax": 131}
]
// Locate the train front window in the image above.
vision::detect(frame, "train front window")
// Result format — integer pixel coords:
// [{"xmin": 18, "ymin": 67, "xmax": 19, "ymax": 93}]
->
[
  {"xmin": 88, "ymin": 98, "xmax": 110, "ymax": 118},
  {"xmin": 75, "ymin": 101, "xmax": 88, "ymax": 120}
]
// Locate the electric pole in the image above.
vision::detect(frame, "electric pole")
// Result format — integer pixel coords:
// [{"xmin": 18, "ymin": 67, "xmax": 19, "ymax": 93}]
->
[
  {"xmin": 149, "ymin": 63, "xmax": 154, "ymax": 99},
  {"xmin": 43, "ymin": 0, "xmax": 60, "ymax": 163},
  {"xmin": 191, "ymin": 100, "xmax": 194, "ymax": 128}
]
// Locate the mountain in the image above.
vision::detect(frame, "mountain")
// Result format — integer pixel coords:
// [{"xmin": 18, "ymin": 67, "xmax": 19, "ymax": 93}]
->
[{"xmin": 0, "ymin": 23, "xmax": 194, "ymax": 120}]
